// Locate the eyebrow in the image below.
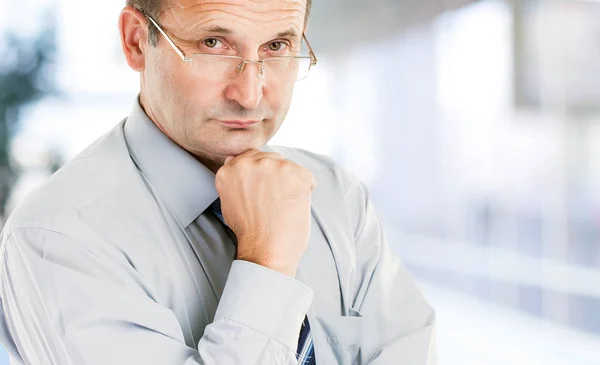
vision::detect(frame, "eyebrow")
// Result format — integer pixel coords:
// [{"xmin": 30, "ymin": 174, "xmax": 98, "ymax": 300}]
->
[
  {"xmin": 200, "ymin": 26, "xmax": 299, "ymax": 39},
  {"xmin": 202, "ymin": 25, "xmax": 233, "ymax": 35},
  {"xmin": 276, "ymin": 29, "xmax": 299, "ymax": 38}
]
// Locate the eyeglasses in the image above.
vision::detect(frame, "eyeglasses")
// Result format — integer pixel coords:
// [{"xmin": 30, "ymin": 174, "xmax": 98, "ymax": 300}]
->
[{"xmin": 146, "ymin": 16, "xmax": 317, "ymax": 82}]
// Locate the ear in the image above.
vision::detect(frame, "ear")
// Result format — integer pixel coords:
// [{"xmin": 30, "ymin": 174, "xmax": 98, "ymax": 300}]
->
[{"xmin": 118, "ymin": 6, "xmax": 149, "ymax": 72}]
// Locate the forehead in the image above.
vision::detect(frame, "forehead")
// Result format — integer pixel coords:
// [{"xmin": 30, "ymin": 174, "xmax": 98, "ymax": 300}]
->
[{"xmin": 163, "ymin": 0, "xmax": 307, "ymax": 36}]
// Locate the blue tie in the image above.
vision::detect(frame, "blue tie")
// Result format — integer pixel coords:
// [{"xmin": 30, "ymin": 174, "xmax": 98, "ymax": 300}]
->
[{"xmin": 210, "ymin": 199, "xmax": 316, "ymax": 364}]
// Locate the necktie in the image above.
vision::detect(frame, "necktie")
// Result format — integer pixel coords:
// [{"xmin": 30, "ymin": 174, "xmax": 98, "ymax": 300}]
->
[{"xmin": 210, "ymin": 199, "xmax": 316, "ymax": 364}]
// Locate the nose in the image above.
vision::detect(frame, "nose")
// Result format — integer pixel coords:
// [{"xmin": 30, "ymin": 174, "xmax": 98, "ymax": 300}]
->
[{"xmin": 224, "ymin": 61, "xmax": 264, "ymax": 110}]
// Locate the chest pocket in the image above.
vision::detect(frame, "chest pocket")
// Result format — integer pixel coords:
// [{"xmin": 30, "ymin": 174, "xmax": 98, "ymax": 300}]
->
[{"xmin": 318, "ymin": 315, "xmax": 363, "ymax": 365}]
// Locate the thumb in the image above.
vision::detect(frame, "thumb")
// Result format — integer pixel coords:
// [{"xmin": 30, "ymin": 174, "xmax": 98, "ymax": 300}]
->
[{"xmin": 224, "ymin": 155, "xmax": 235, "ymax": 165}]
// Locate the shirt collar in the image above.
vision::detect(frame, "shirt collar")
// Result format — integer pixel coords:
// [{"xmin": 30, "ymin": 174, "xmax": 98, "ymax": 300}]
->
[{"xmin": 123, "ymin": 98, "xmax": 218, "ymax": 227}]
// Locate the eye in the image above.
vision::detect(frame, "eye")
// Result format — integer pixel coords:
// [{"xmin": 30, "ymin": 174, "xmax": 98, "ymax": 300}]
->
[
  {"xmin": 268, "ymin": 41, "xmax": 288, "ymax": 52},
  {"xmin": 203, "ymin": 38, "xmax": 223, "ymax": 48}
]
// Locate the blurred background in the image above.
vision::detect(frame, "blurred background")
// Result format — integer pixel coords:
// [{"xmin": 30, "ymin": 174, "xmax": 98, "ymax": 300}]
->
[{"xmin": 1, "ymin": 0, "xmax": 600, "ymax": 363}]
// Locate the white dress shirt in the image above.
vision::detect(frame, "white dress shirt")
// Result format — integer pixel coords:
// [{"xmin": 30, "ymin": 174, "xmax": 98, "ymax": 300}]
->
[{"xmin": 0, "ymin": 99, "xmax": 436, "ymax": 364}]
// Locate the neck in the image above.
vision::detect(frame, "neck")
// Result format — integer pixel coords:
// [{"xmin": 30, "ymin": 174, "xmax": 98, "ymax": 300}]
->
[
  {"xmin": 194, "ymin": 155, "xmax": 223, "ymax": 175},
  {"xmin": 139, "ymin": 94, "xmax": 224, "ymax": 175}
]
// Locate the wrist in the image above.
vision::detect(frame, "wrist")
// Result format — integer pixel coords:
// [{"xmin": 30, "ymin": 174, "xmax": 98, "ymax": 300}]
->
[{"xmin": 235, "ymin": 255, "xmax": 297, "ymax": 278}]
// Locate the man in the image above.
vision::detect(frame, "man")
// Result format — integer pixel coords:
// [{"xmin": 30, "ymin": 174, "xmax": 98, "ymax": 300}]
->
[{"xmin": 0, "ymin": 0, "xmax": 436, "ymax": 364}]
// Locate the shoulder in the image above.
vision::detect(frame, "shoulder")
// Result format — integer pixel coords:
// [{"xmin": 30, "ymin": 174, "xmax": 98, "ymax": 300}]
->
[
  {"xmin": 3, "ymin": 121, "xmax": 135, "ymax": 235},
  {"xmin": 265, "ymin": 145, "xmax": 362, "ymax": 189}
]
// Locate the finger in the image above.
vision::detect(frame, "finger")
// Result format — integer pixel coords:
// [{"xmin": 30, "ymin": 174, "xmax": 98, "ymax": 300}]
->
[
  {"xmin": 254, "ymin": 153, "xmax": 287, "ymax": 162},
  {"xmin": 238, "ymin": 148, "xmax": 262, "ymax": 157},
  {"xmin": 224, "ymin": 149, "xmax": 261, "ymax": 164},
  {"xmin": 310, "ymin": 175, "xmax": 317, "ymax": 190}
]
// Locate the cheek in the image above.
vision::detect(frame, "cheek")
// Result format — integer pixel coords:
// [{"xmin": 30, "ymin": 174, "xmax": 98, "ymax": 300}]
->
[
  {"xmin": 146, "ymin": 53, "xmax": 182, "ymax": 102},
  {"xmin": 267, "ymin": 81, "xmax": 294, "ymax": 108},
  {"xmin": 178, "ymin": 79, "xmax": 225, "ymax": 119},
  {"xmin": 164, "ymin": 70, "xmax": 219, "ymax": 115}
]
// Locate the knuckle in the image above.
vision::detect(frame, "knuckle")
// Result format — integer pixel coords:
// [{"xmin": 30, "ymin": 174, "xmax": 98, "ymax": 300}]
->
[
  {"xmin": 237, "ymin": 158, "xmax": 253, "ymax": 170},
  {"xmin": 215, "ymin": 167, "xmax": 227, "ymax": 182},
  {"xmin": 264, "ymin": 152, "xmax": 284, "ymax": 159},
  {"xmin": 258, "ymin": 157, "xmax": 277, "ymax": 168},
  {"xmin": 277, "ymin": 159, "xmax": 292, "ymax": 169}
]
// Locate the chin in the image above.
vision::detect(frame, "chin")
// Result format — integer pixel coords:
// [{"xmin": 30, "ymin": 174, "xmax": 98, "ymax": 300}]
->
[
  {"xmin": 228, "ymin": 129, "xmax": 271, "ymax": 150},
  {"xmin": 216, "ymin": 138, "xmax": 264, "ymax": 157},
  {"xmin": 193, "ymin": 123, "xmax": 273, "ymax": 157}
]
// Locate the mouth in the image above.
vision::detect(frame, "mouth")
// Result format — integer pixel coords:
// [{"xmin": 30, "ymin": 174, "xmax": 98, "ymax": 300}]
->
[{"xmin": 218, "ymin": 119, "xmax": 262, "ymax": 128}]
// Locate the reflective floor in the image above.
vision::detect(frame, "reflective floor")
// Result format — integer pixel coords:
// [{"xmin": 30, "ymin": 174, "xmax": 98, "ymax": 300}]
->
[{"xmin": 420, "ymin": 279, "xmax": 600, "ymax": 365}]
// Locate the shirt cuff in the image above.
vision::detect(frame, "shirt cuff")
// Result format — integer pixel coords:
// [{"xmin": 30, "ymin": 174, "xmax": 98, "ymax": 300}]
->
[{"xmin": 214, "ymin": 260, "xmax": 314, "ymax": 350}]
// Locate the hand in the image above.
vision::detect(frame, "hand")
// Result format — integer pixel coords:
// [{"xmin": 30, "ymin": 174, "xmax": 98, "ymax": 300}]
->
[{"xmin": 215, "ymin": 149, "xmax": 316, "ymax": 277}]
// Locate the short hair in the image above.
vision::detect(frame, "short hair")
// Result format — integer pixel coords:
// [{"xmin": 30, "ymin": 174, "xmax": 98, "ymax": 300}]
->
[{"xmin": 126, "ymin": 0, "xmax": 313, "ymax": 46}]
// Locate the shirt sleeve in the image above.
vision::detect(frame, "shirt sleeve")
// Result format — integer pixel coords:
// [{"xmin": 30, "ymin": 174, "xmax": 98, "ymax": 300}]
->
[
  {"xmin": 347, "ymin": 179, "xmax": 437, "ymax": 365},
  {"xmin": 0, "ymin": 227, "xmax": 312, "ymax": 365}
]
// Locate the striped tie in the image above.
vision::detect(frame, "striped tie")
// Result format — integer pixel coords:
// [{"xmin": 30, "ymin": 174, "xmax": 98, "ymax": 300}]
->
[{"xmin": 210, "ymin": 198, "xmax": 316, "ymax": 364}]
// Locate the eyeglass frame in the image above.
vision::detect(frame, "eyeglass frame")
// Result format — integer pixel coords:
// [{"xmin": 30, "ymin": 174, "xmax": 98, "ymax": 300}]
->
[{"xmin": 145, "ymin": 15, "xmax": 318, "ymax": 80}]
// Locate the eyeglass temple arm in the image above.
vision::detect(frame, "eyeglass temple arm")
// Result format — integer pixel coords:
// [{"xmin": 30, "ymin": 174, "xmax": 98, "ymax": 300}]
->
[
  {"xmin": 302, "ymin": 33, "xmax": 318, "ymax": 66},
  {"xmin": 147, "ymin": 16, "xmax": 188, "ymax": 61}
]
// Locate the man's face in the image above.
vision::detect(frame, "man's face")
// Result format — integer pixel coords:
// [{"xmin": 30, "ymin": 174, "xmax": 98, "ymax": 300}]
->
[{"xmin": 139, "ymin": 0, "xmax": 307, "ymax": 167}]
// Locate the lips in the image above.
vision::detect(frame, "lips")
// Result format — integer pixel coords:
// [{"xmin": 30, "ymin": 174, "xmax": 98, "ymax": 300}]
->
[{"xmin": 219, "ymin": 120, "xmax": 261, "ymax": 128}]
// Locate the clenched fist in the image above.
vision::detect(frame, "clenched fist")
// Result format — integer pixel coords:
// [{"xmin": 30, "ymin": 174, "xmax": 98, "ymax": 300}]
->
[{"xmin": 215, "ymin": 149, "xmax": 316, "ymax": 277}]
